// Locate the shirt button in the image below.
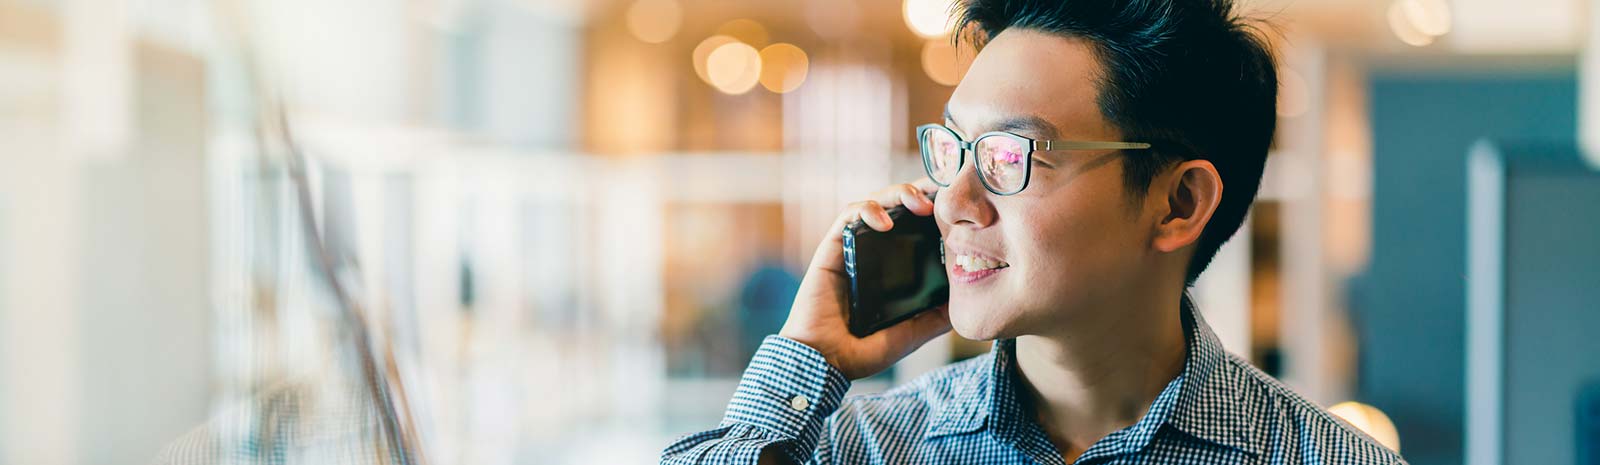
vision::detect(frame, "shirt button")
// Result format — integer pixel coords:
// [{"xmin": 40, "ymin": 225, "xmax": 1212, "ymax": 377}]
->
[{"xmin": 789, "ymin": 395, "xmax": 811, "ymax": 411}]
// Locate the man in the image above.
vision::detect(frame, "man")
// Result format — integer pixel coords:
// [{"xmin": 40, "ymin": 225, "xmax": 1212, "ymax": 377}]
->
[{"xmin": 664, "ymin": 0, "xmax": 1406, "ymax": 463}]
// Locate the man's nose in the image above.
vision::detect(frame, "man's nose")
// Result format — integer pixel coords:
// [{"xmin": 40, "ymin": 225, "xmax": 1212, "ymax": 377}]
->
[{"xmin": 935, "ymin": 161, "xmax": 995, "ymax": 229}]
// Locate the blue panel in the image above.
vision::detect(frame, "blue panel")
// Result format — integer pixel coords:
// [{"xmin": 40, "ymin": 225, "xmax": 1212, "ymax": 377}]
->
[
  {"xmin": 1501, "ymin": 146, "xmax": 1600, "ymax": 465},
  {"xmin": 1581, "ymin": 381, "xmax": 1600, "ymax": 465},
  {"xmin": 1360, "ymin": 70, "xmax": 1577, "ymax": 465}
]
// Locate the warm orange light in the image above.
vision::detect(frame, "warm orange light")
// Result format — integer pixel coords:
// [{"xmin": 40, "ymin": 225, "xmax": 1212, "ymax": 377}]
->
[
  {"xmin": 920, "ymin": 39, "xmax": 965, "ymax": 86},
  {"xmin": 707, "ymin": 42, "xmax": 762, "ymax": 94},
  {"xmin": 758, "ymin": 43, "xmax": 809, "ymax": 94},
  {"xmin": 625, "ymin": 0, "xmax": 682, "ymax": 44},
  {"xmin": 716, "ymin": 19, "xmax": 770, "ymax": 49},
  {"xmin": 904, "ymin": 0, "xmax": 957, "ymax": 39},
  {"xmin": 806, "ymin": 0, "xmax": 862, "ymax": 39},
  {"xmin": 1399, "ymin": 0, "xmax": 1451, "ymax": 37},
  {"xmin": 1329, "ymin": 401, "xmax": 1401, "ymax": 453},
  {"xmin": 693, "ymin": 35, "xmax": 740, "ymax": 86},
  {"xmin": 1388, "ymin": 0, "xmax": 1437, "ymax": 47}
]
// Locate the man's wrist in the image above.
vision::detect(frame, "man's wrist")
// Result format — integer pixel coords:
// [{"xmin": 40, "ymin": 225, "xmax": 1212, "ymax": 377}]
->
[
  {"xmin": 774, "ymin": 331, "xmax": 843, "ymax": 375},
  {"xmin": 719, "ymin": 335, "xmax": 851, "ymax": 454}
]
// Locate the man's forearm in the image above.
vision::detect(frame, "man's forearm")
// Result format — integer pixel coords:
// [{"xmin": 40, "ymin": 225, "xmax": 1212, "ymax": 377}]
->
[{"xmin": 661, "ymin": 336, "xmax": 850, "ymax": 464}]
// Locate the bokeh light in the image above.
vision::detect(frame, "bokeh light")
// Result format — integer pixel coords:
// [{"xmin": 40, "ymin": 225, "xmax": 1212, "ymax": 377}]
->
[
  {"xmin": 920, "ymin": 39, "xmax": 965, "ymax": 86},
  {"xmin": 625, "ymin": 0, "xmax": 682, "ymax": 44},
  {"xmin": 1329, "ymin": 401, "xmax": 1401, "ymax": 453},
  {"xmin": 758, "ymin": 43, "xmax": 810, "ymax": 94},
  {"xmin": 1388, "ymin": 0, "xmax": 1437, "ymax": 47},
  {"xmin": 904, "ymin": 0, "xmax": 957, "ymax": 39},
  {"xmin": 716, "ymin": 19, "xmax": 770, "ymax": 49},
  {"xmin": 706, "ymin": 41, "xmax": 762, "ymax": 94},
  {"xmin": 1387, "ymin": 0, "xmax": 1452, "ymax": 47},
  {"xmin": 1399, "ymin": 0, "xmax": 1451, "ymax": 37},
  {"xmin": 693, "ymin": 35, "xmax": 741, "ymax": 86}
]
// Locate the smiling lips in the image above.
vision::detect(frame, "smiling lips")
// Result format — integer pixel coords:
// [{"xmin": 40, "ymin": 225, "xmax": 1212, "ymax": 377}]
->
[
  {"xmin": 954, "ymin": 253, "xmax": 1008, "ymax": 272},
  {"xmin": 947, "ymin": 248, "xmax": 1009, "ymax": 284}
]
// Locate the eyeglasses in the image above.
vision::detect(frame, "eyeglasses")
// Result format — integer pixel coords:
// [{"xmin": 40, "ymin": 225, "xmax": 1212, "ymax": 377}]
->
[{"xmin": 917, "ymin": 123, "xmax": 1152, "ymax": 196}]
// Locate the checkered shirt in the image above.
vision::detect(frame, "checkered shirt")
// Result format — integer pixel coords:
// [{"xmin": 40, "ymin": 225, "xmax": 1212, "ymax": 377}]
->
[{"xmin": 662, "ymin": 299, "xmax": 1407, "ymax": 464}]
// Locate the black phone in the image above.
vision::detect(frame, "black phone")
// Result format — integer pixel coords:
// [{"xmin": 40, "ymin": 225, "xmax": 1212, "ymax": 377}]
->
[{"xmin": 841, "ymin": 200, "xmax": 949, "ymax": 338}]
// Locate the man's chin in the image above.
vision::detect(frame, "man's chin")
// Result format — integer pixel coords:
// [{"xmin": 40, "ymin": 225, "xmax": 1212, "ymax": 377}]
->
[{"xmin": 947, "ymin": 306, "xmax": 1011, "ymax": 341}]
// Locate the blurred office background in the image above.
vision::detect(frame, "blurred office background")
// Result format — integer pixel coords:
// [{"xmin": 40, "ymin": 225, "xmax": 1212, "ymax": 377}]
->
[{"xmin": 2, "ymin": 0, "xmax": 1598, "ymax": 464}]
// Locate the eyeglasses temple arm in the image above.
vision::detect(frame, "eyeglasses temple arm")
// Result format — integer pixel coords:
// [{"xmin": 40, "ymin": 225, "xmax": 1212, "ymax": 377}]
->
[{"xmin": 1037, "ymin": 140, "xmax": 1152, "ymax": 151}]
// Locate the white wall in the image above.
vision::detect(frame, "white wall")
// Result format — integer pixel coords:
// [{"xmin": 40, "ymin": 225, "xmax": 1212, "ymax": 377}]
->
[{"xmin": 0, "ymin": 3, "xmax": 213, "ymax": 462}]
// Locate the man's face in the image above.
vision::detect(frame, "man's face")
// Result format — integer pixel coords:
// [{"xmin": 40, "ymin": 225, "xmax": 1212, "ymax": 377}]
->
[{"xmin": 937, "ymin": 28, "xmax": 1157, "ymax": 340}]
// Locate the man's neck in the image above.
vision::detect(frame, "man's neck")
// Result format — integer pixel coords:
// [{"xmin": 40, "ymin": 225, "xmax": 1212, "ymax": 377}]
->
[{"xmin": 1012, "ymin": 291, "xmax": 1188, "ymax": 461}]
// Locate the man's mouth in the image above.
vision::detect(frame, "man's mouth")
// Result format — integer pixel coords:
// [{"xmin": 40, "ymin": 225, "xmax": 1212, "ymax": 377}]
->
[{"xmin": 953, "ymin": 253, "xmax": 1010, "ymax": 272}]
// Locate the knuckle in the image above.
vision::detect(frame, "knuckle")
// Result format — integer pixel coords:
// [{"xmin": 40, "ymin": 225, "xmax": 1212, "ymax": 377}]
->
[
  {"xmin": 877, "ymin": 185, "xmax": 907, "ymax": 200},
  {"xmin": 845, "ymin": 201, "xmax": 877, "ymax": 218}
]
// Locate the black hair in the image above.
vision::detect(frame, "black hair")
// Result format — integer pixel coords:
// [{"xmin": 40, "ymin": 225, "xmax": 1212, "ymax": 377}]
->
[{"xmin": 954, "ymin": 0, "xmax": 1278, "ymax": 284}]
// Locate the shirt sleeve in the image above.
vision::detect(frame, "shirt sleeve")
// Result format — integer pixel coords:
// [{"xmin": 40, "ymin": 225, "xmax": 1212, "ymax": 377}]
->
[{"xmin": 661, "ymin": 335, "xmax": 852, "ymax": 465}]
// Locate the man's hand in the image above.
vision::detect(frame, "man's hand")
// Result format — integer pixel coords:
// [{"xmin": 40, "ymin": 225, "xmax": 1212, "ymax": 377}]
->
[{"xmin": 778, "ymin": 179, "xmax": 952, "ymax": 380}]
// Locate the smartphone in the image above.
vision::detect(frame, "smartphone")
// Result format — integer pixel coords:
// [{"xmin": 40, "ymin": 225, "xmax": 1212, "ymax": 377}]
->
[{"xmin": 841, "ymin": 200, "xmax": 949, "ymax": 338}]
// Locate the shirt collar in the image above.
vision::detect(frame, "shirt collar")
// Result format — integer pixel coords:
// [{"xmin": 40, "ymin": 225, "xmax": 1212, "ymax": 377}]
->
[
  {"xmin": 1166, "ymin": 294, "xmax": 1260, "ymax": 455},
  {"xmin": 924, "ymin": 295, "xmax": 1260, "ymax": 456},
  {"xmin": 925, "ymin": 340, "xmax": 1002, "ymax": 437}
]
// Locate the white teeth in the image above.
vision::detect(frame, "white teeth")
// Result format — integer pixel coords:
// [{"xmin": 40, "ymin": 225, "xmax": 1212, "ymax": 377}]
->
[{"xmin": 955, "ymin": 254, "xmax": 1007, "ymax": 271}]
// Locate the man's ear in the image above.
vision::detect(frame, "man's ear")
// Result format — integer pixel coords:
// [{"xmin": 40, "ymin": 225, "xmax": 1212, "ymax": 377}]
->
[{"xmin": 1152, "ymin": 160, "xmax": 1223, "ymax": 254}]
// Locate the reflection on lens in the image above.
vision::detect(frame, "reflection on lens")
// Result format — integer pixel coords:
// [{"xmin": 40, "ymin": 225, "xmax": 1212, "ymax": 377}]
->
[
  {"xmin": 977, "ymin": 135, "xmax": 1027, "ymax": 193},
  {"xmin": 923, "ymin": 128, "xmax": 962, "ymax": 184}
]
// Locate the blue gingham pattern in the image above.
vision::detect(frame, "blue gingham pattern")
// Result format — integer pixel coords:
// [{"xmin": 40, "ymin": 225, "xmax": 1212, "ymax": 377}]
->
[{"xmin": 663, "ymin": 298, "xmax": 1407, "ymax": 464}]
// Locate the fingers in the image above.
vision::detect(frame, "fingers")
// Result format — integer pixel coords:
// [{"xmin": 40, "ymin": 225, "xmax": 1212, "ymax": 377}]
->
[
  {"xmin": 807, "ymin": 180, "xmax": 941, "ymax": 274},
  {"xmin": 854, "ymin": 200, "xmax": 894, "ymax": 232},
  {"xmin": 852, "ymin": 180, "xmax": 941, "ymax": 234},
  {"xmin": 807, "ymin": 200, "xmax": 886, "ymax": 274},
  {"xmin": 870, "ymin": 182, "xmax": 934, "ymax": 217}
]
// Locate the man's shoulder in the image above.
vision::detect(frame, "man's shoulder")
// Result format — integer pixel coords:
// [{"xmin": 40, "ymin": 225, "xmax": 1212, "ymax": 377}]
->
[{"xmin": 1219, "ymin": 353, "xmax": 1407, "ymax": 464}]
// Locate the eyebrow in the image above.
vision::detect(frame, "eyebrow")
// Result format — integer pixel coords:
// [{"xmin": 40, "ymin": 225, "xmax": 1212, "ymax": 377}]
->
[{"xmin": 942, "ymin": 104, "xmax": 1060, "ymax": 139}]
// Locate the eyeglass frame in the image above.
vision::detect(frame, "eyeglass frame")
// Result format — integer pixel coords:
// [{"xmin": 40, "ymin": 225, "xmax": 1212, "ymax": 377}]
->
[{"xmin": 917, "ymin": 123, "xmax": 1153, "ymax": 196}]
